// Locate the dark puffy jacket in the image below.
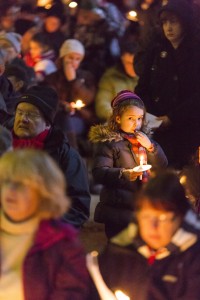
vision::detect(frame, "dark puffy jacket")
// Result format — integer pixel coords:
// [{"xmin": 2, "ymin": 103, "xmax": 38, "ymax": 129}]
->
[{"xmin": 89, "ymin": 125, "xmax": 167, "ymax": 236}]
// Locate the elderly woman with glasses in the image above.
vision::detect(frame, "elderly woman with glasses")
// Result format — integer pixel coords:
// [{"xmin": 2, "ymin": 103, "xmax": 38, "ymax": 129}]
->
[
  {"xmin": 88, "ymin": 171, "xmax": 200, "ymax": 300},
  {"xmin": 0, "ymin": 149, "xmax": 90, "ymax": 300}
]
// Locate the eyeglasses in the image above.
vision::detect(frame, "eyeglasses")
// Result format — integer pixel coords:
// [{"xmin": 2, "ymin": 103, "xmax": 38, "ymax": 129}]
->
[
  {"xmin": 137, "ymin": 213, "xmax": 177, "ymax": 226},
  {"xmin": 16, "ymin": 109, "xmax": 42, "ymax": 121}
]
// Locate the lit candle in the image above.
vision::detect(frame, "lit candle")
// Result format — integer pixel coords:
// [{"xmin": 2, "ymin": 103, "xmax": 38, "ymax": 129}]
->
[
  {"xmin": 139, "ymin": 155, "xmax": 144, "ymax": 180},
  {"xmin": 126, "ymin": 10, "xmax": 138, "ymax": 21},
  {"xmin": 140, "ymin": 155, "xmax": 144, "ymax": 167},
  {"xmin": 86, "ymin": 251, "xmax": 117, "ymax": 300},
  {"xmin": 71, "ymin": 99, "xmax": 85, "ymax": 109},
  {"xmin": 115, "ymin": 290, "xmax": 130, "ymax": 300}
]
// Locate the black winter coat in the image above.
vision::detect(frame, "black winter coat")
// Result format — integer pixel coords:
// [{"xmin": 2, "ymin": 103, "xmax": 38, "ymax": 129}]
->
[
  {"xmin": 44, "ymin": 127, "xmax": 91, "ymax": 228},
  {"xmin": 89, "ymin": 125, "xmax": 167, "ymax": 236},
  {"xmin": 135, "ymin": 35, "xmax": 200, "ymax": 167}
]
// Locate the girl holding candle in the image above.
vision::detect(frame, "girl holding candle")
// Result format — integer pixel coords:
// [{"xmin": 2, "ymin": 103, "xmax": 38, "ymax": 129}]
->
[{"xmin": 89, "ymin": 90, "xmax": 168, "ymax": 238}]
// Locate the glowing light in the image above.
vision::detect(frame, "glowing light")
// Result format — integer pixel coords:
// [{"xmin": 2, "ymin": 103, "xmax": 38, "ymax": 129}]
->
[
  {"xmin": 115, "ymin": 290, "xmax": 130, "ymax": 300},
  {"xmin": 69, "ymin": 1, "xmax": 78, "ymax": 8},
  {"xmin": 126, "ymin": 10, "xmax": 138, "ymax": 21},
  {"xmin": 71, "ymin": 99, "xmax": 85, "ymax": 109},
  {"xmin": 37, "ymin": 0, "xmax": 52, "ymax": 7}
]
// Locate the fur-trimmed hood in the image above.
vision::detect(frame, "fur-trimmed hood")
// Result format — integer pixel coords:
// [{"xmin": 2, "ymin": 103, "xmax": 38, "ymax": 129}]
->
[{"xmin": 88, "ymin": 124, "xmax": 123, "ymax": 143}]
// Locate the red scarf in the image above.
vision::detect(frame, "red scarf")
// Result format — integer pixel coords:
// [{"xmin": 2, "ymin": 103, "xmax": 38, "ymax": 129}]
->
[
  {"xmin": 122, "ymin": 133, "xmax": 147, "ymax": 162},
  {"xmin": 13, "ymin": 129, "xmax": 50, "ymax": 149}
]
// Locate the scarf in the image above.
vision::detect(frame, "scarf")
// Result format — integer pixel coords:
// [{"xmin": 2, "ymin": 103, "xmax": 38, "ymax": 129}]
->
[
  {"xmin": 13, "ymin": 129, "xmax": 50, "ymax": 149},
  {"xmin": 121, "ymin": 132, "xmax": 147, "ymax": 162}
]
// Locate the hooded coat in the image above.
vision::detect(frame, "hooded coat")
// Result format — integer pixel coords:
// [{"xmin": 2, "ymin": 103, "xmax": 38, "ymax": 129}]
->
[{"xmin": 89, "ymin": 125, "xmax": 167, "ymax": 237}]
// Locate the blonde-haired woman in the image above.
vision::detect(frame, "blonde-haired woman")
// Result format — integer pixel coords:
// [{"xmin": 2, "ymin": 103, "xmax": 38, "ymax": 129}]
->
[{"xmin": 0, "ymin": 149, "xmax": 90, "ymax": 300}]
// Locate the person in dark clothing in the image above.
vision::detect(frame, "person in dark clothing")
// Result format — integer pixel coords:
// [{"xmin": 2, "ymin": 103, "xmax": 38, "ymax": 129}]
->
[
  {"xmin": 44, "ymin": 39, "xmax": 97, "ymax": 150},
  {"xmin": 8, "ymin": 85, "xmax": 90, "ymax": 228},
  {"xmin": 89, "ymin": 90, "xmax": 167, "ymax": 238},
  {"xmin": 87, "ymin": 171, "xmax": 200, "ymax": 300},
  {"xmin": 135, "ymin": 0, "xmax": 200, "ymax": 168}
]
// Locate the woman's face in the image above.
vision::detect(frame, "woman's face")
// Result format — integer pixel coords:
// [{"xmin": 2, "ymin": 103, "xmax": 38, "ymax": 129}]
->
[
  {"xmin": 45, "ymin": 16, "xmax": 61, "ymax": 33},
  {"xmin": 116, "ymin": 106, "xmax": 144, "ymax": 134},
  {"xmin": 1, "ymin": 180, "xmax": 40, "ymax": 222},
  {"xmin": 136, "ymin": 200, "xmax": 182, "ymax": 249},
  {"xmin": 63, "ymin": 52, "xmax": 83, "ymax": 70},
  {"xmin": 161, "ymin": 12, "xmax": 184, "ymax": 47}
]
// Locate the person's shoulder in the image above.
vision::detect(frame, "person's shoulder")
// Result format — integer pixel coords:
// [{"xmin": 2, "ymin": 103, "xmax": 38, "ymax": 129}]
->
[{"xmin": 45, "ymin": 127, "xmax": 70, "ymax": 150}]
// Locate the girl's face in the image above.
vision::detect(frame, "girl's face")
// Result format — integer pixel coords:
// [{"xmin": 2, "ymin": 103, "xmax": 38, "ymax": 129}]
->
[
  {"xmin": 116, "ymin": 106, "xmax": 144, "ymax": 133},
  {"xmin": 63, "ymin": 52, "xmax": 83, "ymax": 70},
  {"xmin": 1, "ymin": 180, "xmax": 40, "ymax": 222},
  {"xmin": 29, "ymin": 41, "xmax": 45, "ymax": 58}
]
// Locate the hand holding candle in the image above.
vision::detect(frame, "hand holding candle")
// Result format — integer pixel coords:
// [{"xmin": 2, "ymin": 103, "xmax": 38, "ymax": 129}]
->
[
  {"xmin": 70, "ymin": 99, "xmax": 85, "ymax": 110},
  {"xmin": 132, "ymin": 147, "xmax": 152, "ymax": 176}
]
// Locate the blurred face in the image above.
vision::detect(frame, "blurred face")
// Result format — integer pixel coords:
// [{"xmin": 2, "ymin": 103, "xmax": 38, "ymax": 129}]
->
[
  {"xmin": 136, "ymin": 200, "xmax": 182, "ymax": 249},
  {"xmin": 0, "ymin": 40, "xmax": 18, "ymax": 62},
  {"xmin": 1, "ymin": 180, "xmax": 39, "ymax": 222},
  {"xmin": 45, "ymin": 16, "xmax": 61, "ymax": 32},
  {"xmin": 63, "ymin": 52, "xmax": 83, "ymax": 70},
  {"xmin": 29, "ymin": 41, "xmax": 44, "ymax": 58},
  {"xmin": 161, "ymin": 12, "xmax": 184, "ymax": 47},
  {"xmin": 14, "ymin": 102, "xmax": 48, "ymax": 138},
  {"xmin": 116, "ymin": 106, "xmax": 144, "ymax": 133}
]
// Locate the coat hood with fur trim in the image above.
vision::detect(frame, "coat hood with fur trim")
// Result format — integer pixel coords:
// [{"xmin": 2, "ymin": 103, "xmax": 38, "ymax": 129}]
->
[{"xmin": 89, "ymin": 124, "xmax": 123, "ymax": 143}]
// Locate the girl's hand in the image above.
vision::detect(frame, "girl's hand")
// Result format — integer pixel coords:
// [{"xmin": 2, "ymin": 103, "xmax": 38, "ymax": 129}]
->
[
  {"xmin": 135, "ymin": 131, "xmax": 152, "ymax": 149},
  {"xmin": 122, "ymin": 169, "xmax": 142, "ymax": 181}
]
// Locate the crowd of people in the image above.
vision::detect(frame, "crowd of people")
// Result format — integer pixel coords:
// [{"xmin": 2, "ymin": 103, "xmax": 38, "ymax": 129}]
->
[{"xmin": 0, "ymin": 0, "xmax": 200, "ymax": 299}]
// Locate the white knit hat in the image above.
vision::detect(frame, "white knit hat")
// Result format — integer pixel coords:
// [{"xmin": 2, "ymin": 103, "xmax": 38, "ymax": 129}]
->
[
  {"xmin": 59, "ymin": 39, "xmax": 85, "ymax": 58},
  {"xmin": 0, "ymin": 32, "xmax": 22, "ymax": 54}
]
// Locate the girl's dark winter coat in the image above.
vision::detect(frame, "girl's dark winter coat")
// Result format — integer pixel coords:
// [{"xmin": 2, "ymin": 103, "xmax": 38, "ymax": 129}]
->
[{"xmin": 89, "ymin": 125, "xmax": 168, "ymax": 236}]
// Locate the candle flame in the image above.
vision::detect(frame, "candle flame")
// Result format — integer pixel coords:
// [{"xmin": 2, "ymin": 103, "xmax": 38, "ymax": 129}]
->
[
  {"xmin": 69, "ymin": 1, "xmax": 78, "ymax": 8},
  {"xmin": 71, "ymin": 99, "xmax": 85, "ymax": 109},
  {"xmin": 126, "ymin": 10, "xmax": 138, "ymax": 21},
  {"xmin": 115, "ymin": 290, "xmax": 130, "ymax": 300}
]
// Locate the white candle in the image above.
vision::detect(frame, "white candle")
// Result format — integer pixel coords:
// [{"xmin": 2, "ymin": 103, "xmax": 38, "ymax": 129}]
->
[
  {"xmin": 115, "ymin": 290, "xmax": 130, "ymax": 300},
  {"xmin": 86, "ymin": 252, "xmax": 117, "ymax": 300},
  {"xmin": 139, "ymin": 155, "xmax": 144, "ymax": 180}
]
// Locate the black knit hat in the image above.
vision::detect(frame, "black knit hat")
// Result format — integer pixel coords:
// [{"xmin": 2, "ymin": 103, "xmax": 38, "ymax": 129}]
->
[{"xmin": 16, "ymin": 86, "xmax": 58, "ymax": 124}]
